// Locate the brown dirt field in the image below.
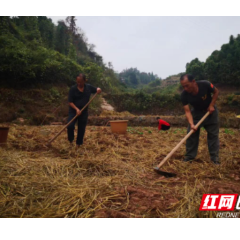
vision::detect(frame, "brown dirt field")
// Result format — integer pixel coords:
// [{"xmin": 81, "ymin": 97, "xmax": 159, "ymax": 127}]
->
[{"xmin": 0, "ymin": 125, "xmax": 240, "ymax": 218}]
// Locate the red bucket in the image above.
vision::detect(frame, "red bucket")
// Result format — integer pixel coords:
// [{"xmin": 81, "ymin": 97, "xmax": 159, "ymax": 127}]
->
[{"xmin": 0, "ymin": 127, "xmax": 9, "ymax": 145}]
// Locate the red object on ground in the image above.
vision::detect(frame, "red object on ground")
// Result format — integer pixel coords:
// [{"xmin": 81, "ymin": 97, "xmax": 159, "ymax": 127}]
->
[{"xmin": 158, "ymin": 119, "xmax": 170, "ymax": 130}]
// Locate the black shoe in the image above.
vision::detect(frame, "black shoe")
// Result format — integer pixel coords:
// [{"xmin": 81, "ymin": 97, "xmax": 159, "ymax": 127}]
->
[
  {"xmin": 183, "ymin": 158, "xmax": 194, "ymax": 163},
  {"xmin": 212, "ymin": 158, "xmax": 220, "ymax": 165}
]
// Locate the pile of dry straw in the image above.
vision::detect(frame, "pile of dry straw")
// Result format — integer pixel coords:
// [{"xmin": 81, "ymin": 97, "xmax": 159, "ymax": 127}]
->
[{"xmin": 0, "ymin": 124, "xmax": 240, "ymax": 217}]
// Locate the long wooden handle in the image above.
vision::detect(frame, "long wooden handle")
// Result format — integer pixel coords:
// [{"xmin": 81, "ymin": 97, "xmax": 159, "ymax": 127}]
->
[
  {"xmin": 157, "ymin": 111, "xmax": 210, "ymax": 168},
  {"xmin": 80, "ymin": 92, "xmax": 98, "ymax": 113},
  {"xmin": 47, "ymin": 93, "xmax": 98, "ymax": 145}
]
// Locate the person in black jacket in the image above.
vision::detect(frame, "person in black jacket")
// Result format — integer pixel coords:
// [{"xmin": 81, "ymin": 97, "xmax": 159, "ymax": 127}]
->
[
  {"xmin": 180, "ymin": 74, "xmax": 220, "ymax": 164},
  {"xmin": 68, "ymin": 73, "xmax": 101, "ymax": 147}
]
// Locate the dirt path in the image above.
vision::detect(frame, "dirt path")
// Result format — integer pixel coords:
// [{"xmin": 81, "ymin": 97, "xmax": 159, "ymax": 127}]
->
[{"xmin": 101, "ymin": 98, "xmax": 114, "ymax": 111}]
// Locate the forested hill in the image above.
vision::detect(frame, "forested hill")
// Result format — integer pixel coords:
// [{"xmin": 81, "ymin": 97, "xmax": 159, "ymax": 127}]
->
[
  {"xmin": 185, "ymin": 35, "xmax": 240, "ymax": 86},
  {"xmin": 0, "ymin": 16, "xmax": 125, "ymax": 93},
  {"xmin": 1, "ymin": 16, "xmax": 240, "ymax": 92},
  {"xmin": 119, "ymin": 68, "xmax": 161, "ymax": 89}
]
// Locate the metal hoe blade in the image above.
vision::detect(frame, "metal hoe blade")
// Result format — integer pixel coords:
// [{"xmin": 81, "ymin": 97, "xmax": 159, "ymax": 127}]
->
[{"xmin": 153, "ymin": 167, "xmax": 177, "ymax": 178}]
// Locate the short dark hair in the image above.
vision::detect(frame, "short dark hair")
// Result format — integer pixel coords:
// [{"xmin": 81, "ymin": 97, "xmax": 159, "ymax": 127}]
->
[
  {"xmin": 79, "ymin": 73, "xmax": 86, "ymax": 81},
  {"xmin": 180, "ymin": 74, "xmax": 195, "ymax": 82},
  {"xmin": 156, "ymin": 117, "xmax": 161, "ymax": 120}
]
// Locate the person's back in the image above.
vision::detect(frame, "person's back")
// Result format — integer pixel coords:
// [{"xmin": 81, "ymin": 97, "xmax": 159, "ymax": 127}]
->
[{"xmin": 157, "ymin": 117, "xmax": 170, "ymax": 131}]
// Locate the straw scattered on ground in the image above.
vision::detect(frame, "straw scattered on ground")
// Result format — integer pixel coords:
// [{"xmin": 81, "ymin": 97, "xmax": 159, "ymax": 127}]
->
[{"xmin": 0, "ymin": 124, "xmax": 240, "ymax": 218}]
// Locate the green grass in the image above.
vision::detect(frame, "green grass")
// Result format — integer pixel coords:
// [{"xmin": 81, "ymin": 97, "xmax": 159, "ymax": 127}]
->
[
  {"xmin": 224, "ymin": 128, "xmax": 235, "ymax": 135},
  {"xmin": 127, "ymin": 127, "xmax": 146, "ymax": 135}
]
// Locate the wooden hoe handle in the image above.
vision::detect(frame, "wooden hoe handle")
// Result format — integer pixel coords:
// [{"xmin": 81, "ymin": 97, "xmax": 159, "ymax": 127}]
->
[
  {"xmin": 157, "ymin": 111, "xmax": 210, "ymax": 168},
  {"xmin": 47, "ymin": 93, "xmax": 98, "ymax": 145}
]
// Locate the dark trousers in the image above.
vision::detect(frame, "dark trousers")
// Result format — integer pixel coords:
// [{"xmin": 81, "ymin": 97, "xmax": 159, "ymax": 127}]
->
[
  {"xmin": 161, "ymin": 125, "xmax": 170, "ymax": 131},
  {"xmin": 185, "ymin": 108, "xmax": 219, "ymax": 162},
  {"xmin": 67, "ymin": 112, "xmax": 88, "ymax": 145}
]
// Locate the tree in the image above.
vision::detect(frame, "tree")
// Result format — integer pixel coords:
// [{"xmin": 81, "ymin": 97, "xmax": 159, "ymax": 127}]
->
[
  {"xmin": 12, "ymin": 17, "xmax": 42, "ymax": 42},
  {"xmin": 95, "ymin": 54, "xmax": 104, "ymax": 66},
  {"xmin": 88, "ymin": 44, "xmax": 95, "ymax": 52},
  {"xmin": 68, "ymin": 40, "xmax": 77, "ymax": 61},
  {"xmin": 0, "ymin": 16, "xmax": 132, "ymax": 93},
  {"xmin": 74, "ymin": 31, "xmax": 88, "ymax": 54},
  {"xmin": 119, "ymin": 67, "xmax": 159, "ymax": 87},
  {"xmin": 139, "ymin": 72, "xmax": 149, "ymax": 84},
  {"xmin": 0, "ymin": 17, "xmax": 11, "ymax": 33},
  {"xmin": 66, "ymin": 16, "xmax": 77, "ymax": 35},
  {"xmin": 148, "ymin": 79, "xmax": 161, "ymax": 87},
  {"xmin": 129, "ymin": 72, "xmax": 139, "ymax": 85},
  {"xmin": 186, "ymin": 58, "xmax": 206, "ymax": 80},
  {"xmin": 204, "ymin": 35, "xmax": 240, "ymax": 85},
  {"xmin": 55, "ymin": 20, "xmax": 69, "ymax": 55},
  {"xmin": 38, "ymin": 16, "xmax": 55, "ymax": 48},
  {"xmin": 108, "ymin": 62, "xmax": 113, "ymax": 69},
  {"xmin": 229, "ymin": 35, "xmax": 234, "ymax": 45}
]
